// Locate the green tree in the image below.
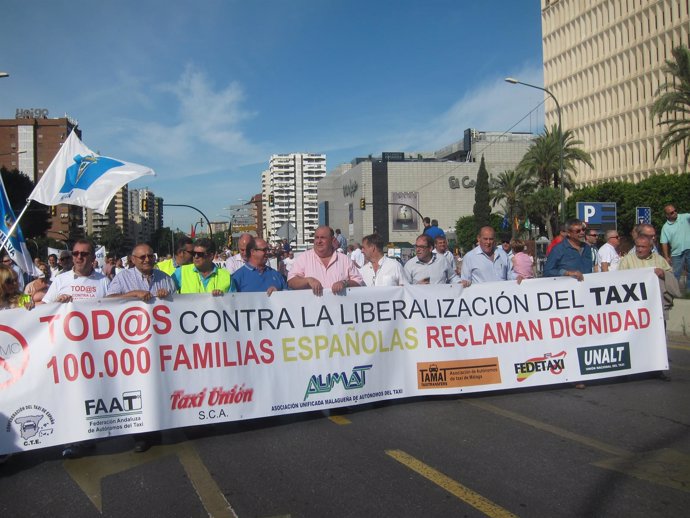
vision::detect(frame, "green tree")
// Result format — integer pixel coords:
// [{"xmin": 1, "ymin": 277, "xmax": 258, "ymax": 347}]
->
[
  {"xmin": 489, "ymin": 169, "xmax": 533, "ymax": 238},
  {"xmin": 454, "ymin": 213, "xmax": 504, "ymax": 253},
  {"xmin": 524, "ymin": 187, "xmax": 561, "ymax": 240},
  {"xmin": 1, "ymin": 166, "xmax": 51, "ymax": 238},
  {"xmin": 517, "ymin": 125, "xmax": 593, "ymax": 234},
  {"xmin": 652, "ymin": 45, "xmax": 690, "ymax": 170},
  {"xmin": 473, "ymin": 155, "xmax": 491, "ymax": 233},
  {"xmin": 567, "ymin": 173, "xmax": 690, "ymax": 239},
  {"xmin": 99, "ymin": 225, "xmax": 125, "ymax": 255},
  {"xmin": 517, "ymin": 125, "xmax": 593, "ymax": 190}
]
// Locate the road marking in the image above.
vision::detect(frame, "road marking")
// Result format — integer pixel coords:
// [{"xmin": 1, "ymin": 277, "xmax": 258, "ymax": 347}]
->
[
  {"xmin": 468, "ymin": 400, "xmax": 690, "ymax": 493},
  {"xmin": 468, "ymin": 400, "xmax": 628, "ymax": 456},
  {"xmin": 64, "ymin": 439, "xmax": 236, "ymax": 516},
  {"xmin": 328, "ymin": 415, "xmax": 352, "ymax": 425},
  {"xmin": 386, "ymin": 449, "xmax": 518, "ymax": 518}
]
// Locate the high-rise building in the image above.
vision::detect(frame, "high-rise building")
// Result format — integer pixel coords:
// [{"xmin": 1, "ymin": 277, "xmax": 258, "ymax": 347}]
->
[
  {"xmin": 129, "ymin": 188, "xmax": 157, "ymax": 243},
  {"xmin": 541, "ymin": 0, "xmax": 690, "ymax": 185},
  {"xmin": 0, "ymin": 110, "xmax": 84, "ymax": 238},
  {"xmin": 262, "ymin": 153, "xmax": 326, "ymax": 249}
]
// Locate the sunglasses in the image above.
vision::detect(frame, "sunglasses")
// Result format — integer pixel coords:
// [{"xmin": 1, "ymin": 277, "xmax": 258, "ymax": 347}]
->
[
  {"xmin": 192, "ymin": 251, "xmax": 209, "ymax": 258},
  {"xmin": 133, "ymin": 254, "xmax": 155, "ymax": 261},
  {"xmin": 587, "ymin": 233, "xmax": 598, "ymax": 237},
  {"xmin": 253, "ymin": 247, "xmax": 268, "ymax": 252},
  {"xmin": 71, "ymin": 251, "xmax": 91, "ymax": 258}
]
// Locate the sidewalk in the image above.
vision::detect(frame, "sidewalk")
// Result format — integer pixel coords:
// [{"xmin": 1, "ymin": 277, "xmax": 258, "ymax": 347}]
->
[{"xmin": 667, "ymin": 299, "xmax": 689, "ymax": 337}]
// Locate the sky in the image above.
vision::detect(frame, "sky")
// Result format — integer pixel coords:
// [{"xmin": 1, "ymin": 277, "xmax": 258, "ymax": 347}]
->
[{"xmin": 2, "ymin": 0, "xmax": 545, "ymax": 231}]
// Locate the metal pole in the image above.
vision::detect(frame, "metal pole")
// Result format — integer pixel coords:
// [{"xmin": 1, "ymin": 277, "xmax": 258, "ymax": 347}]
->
[{"xmin": 505, "ymin": 78, "xmax": 566, "ymax": 223}]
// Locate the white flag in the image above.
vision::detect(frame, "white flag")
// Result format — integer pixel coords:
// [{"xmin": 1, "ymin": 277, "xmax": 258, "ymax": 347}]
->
[
  {"xmin": 0, "ymin": 174, "xmax": 34, "ymax": 275},
  {"xmin": 29, "ymin": 131, "xmax": 155, "ymax": 214}
]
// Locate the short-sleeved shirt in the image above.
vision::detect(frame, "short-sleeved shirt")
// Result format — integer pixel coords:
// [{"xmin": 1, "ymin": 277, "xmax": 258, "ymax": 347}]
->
[
  {"xmin": 405, "ymin": 253, "xmax": 459, "ymax": 284},
  {"xmin": 619, "ymin": 252, "xmax": 672, "ymax": 272},
  {"xmin": 460, "ymin": 246, "xmax": 510, "ymax": 283},
  {"xmin": 225, "ymin": 253, "xmax": 246, "ymax": 274},
  {"xmin": 43, "ymin": 270, "xmax": 110, "ymax": 303},
  {"xmin": 231, "ymin": 264, "xmax": 288, "ymax": 292},
  {"xmin": 107, "ymin": 268, "xmax": 176, "ymax": 296},
  {"xmin": 661, "ymin": 213, "xmax": 690, "ymax": 256},
  {"xmin": 361, "ymin": 256, "xmax": 409, "ymax": 287},
  {"xmin": 288, "ymin": 249, "xmax": 363, "ymax": 287},
  {"xmin": 598, "ymin": 242, "xmax": 621, "ymax": 271}
]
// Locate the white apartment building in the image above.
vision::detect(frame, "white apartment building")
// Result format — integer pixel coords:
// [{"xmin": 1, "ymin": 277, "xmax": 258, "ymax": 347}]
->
[
  {"xmin": 541, "ymin": 0, "xmax": 690, "ymax": 185},
  {"xmin": 262, "ymin": 153, "xmax": 327, "ymax": 250}
]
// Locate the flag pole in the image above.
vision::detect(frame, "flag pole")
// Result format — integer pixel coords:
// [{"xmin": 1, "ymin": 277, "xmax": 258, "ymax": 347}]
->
[{"xmin": 0, "ymin": 199, "xmax": 32, "ymax": 254}]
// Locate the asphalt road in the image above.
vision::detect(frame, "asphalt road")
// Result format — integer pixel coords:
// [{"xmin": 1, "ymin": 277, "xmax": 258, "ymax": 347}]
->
[{"xmin": 2, "ymin": 335, "xmax": 689, "ymax": 518}]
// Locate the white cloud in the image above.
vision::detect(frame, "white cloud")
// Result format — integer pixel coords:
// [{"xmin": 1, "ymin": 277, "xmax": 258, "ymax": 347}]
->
[{"xmin": 108, "ymin": 66, "xmax": 264, "ymax": 177}]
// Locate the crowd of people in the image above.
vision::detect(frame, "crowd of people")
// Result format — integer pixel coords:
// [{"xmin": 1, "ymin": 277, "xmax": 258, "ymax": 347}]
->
[{"xmin": 0, "ymin": 205, "xmax": 686, "ymax": 460}]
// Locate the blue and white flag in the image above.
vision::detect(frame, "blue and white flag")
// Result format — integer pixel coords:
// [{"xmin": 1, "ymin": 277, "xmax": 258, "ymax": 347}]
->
[
  {"xmin": 29, "ymin": 131, "xmax": 155, "ymax": 214},
  {"xmin": 0, "ymin": 174, "xmax": 34, "ymax": 275}
]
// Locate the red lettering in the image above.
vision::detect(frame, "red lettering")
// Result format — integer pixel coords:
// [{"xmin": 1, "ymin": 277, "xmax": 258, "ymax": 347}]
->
[
  {"xmin": 159, "ymin": 344, "xmax": 172, "ymax": 371},
  {"xmin": 64, "ymin": 311, "xmax": 88, "ymax": 341},
  {"xmin": 259, "ymin": 339, "xmax": 274, "ymax": 364},
  {"xmin": 92, "ymin": 310, "xmax": 115, "ymax": 340},
  {"xmin": 152, "ymin": 304, "xmax": 172, "ymax": 335},
  {"xmin": 426, "ymin": 326, "xmax": 441, "ymax": 348},
  {"xmin": 39, "ymin": 314, "xmax": 62, "ymax": 344}
]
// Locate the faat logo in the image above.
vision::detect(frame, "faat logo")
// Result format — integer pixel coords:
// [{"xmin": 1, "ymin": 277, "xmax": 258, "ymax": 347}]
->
[{"xmin": 514, "ymin": 351, "xmax": 567, "ymax": 382}]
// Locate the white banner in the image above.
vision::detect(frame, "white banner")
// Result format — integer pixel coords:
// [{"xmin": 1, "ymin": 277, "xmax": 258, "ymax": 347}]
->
[{"xmin": 0, "ymin": 270, "xmax": 667, "ymax": 454}]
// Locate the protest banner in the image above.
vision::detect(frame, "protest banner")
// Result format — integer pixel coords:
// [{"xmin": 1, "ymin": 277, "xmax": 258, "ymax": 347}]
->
[{"xmin": 0, "ymin": 269, "xmax": 667, "ymax": 454}]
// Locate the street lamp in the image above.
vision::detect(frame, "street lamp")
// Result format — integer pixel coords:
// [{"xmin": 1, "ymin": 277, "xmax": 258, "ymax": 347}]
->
[
  {"xmin": 0, "ymin": 72, "xmax": 9, "ymax": 78},
  {"xmin": 505, "ymin": 77, "xmax": 566, "ymax": 224}
]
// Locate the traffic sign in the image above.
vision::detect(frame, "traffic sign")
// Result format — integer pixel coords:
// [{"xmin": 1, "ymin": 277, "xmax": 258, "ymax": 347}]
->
[
  {"xmin": 576, "ymin": 202, "xmax": 617, "ymax": 231},
  {"xmin": 636, "ymin": 207, "xmax": 651, "ymax": 224}
]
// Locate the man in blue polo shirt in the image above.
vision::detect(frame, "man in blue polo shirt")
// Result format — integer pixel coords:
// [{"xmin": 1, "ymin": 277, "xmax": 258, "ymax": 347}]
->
[
  {"xmin": 544, "ymin": 218, "xmax": 593, "ymax": 281},
  {"xmin": 231, "ymin": 237, "xmax": 288, "ymax": 295}
]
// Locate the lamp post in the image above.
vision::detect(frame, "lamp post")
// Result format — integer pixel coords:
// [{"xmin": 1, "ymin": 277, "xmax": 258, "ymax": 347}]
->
[{"xmin": 505, "ymin": 77, "xmax": 566, "ymax": 224}]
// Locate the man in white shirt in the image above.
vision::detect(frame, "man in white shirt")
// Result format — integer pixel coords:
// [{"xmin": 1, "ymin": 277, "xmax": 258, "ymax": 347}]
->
[
  {"xmin": 225, "ymin": 233, "xmax": 252, "ymax": 273},
  {"xmin": 350, "ymin": 243, "xmax": 365, "ymax": 268},
  {"xmin": 433, "ymin": 236, "xmax": 456, "ymax": 272},
  {"xmin": 360, "ymin": 234, "xmax": 409, "ymax": 286},
  {"xmin": 43, "ymin": 239, "xmax": 110, "ymax": 304},
  {"xmin": 598, "ymin": 229, "xmax": 621, "ymax": 272}
]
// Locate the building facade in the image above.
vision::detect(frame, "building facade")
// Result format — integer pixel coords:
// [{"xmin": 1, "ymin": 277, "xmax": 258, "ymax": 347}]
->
[
  {"xmin": 0, "ymin": 111, "xmax": 84, "ymax": 238},
  {"xmin": 542, "ymin": 0, "xmax": 690, "ymax": 185},
  {"xmin": 318, "ymin": 129, "xmax": 534, "ymax": 247},
  {"xmin": 262, "ymin": 153, "xmax": 326, "ymax": 249}
]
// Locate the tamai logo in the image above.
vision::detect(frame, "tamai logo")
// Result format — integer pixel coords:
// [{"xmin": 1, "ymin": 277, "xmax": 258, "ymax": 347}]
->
[
  {"xmin": 577, "ymin": 342, "xmax": 631, "ymax": 375},
  {"xmin": 304, "ymin": 364, "xmax": 371, "ymax": 400},
  {"xmin": 514, "ymin": 351, "xmax": 567, "ymax": 382},
  {"xmin": 419, "ymin": 364, "xmax": 449, "ymax": 387},
  {"xmin": 85, "ymin": 390, "xmax": 143, "ymax": 417}
]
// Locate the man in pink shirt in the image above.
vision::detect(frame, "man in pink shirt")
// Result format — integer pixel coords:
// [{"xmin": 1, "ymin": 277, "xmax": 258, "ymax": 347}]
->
[{"xmin": 288, "ymin": 226, "xmax": 363, "ymax": 295}]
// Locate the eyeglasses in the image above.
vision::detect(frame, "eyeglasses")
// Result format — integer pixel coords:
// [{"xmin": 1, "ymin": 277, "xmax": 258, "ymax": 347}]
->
[
  {"xmin": 71, "ymin": 251, "xmax": 91, "ymax": 258},
  {"xmin": 641, "ymin": 233, "xmax": 656, "ymax": 238},
  {"xmin": 610, "ymin": 235, "xmax": 620, "ymax": 239},
  {"xmin": 587, "ymin": 233, "xmax": 598, "ymax": 237},
  {"xmin": 415, "ymin": 245, "xmax": 430, "ymax": 249},
  {"xmin": 192, "ymin": 251, "xmax": 209, "ymax": 258},
  {"xmin": 133, "ymin": 254, "xmax": 155, "ymax": 261},
  {"xmin": 571, "ymin": 229, "xmax": 585, "ymax": 233},
  {"xmin": 182, "ymin": 249, "xmax": 194, "ymax": 255},
  {"xmin": 253, "ymin": 247, "xmax": 268, "ymax": 252}
]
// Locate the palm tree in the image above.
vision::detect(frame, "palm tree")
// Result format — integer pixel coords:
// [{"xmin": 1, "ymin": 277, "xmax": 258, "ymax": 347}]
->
[
  {"xmin": 517, "ymin": 125, "xmax": 593, "ymax": 190},
  {"xmin": 489, "ymin": 169, "xmax": 533, "ymax": 238},
  {"xmin": 652, "ymin": 45, "xmax": 690, "ymax": 170},
  {"xmin": 518, "ymin": 125, "xmax": 593, "ymax": 235}
]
